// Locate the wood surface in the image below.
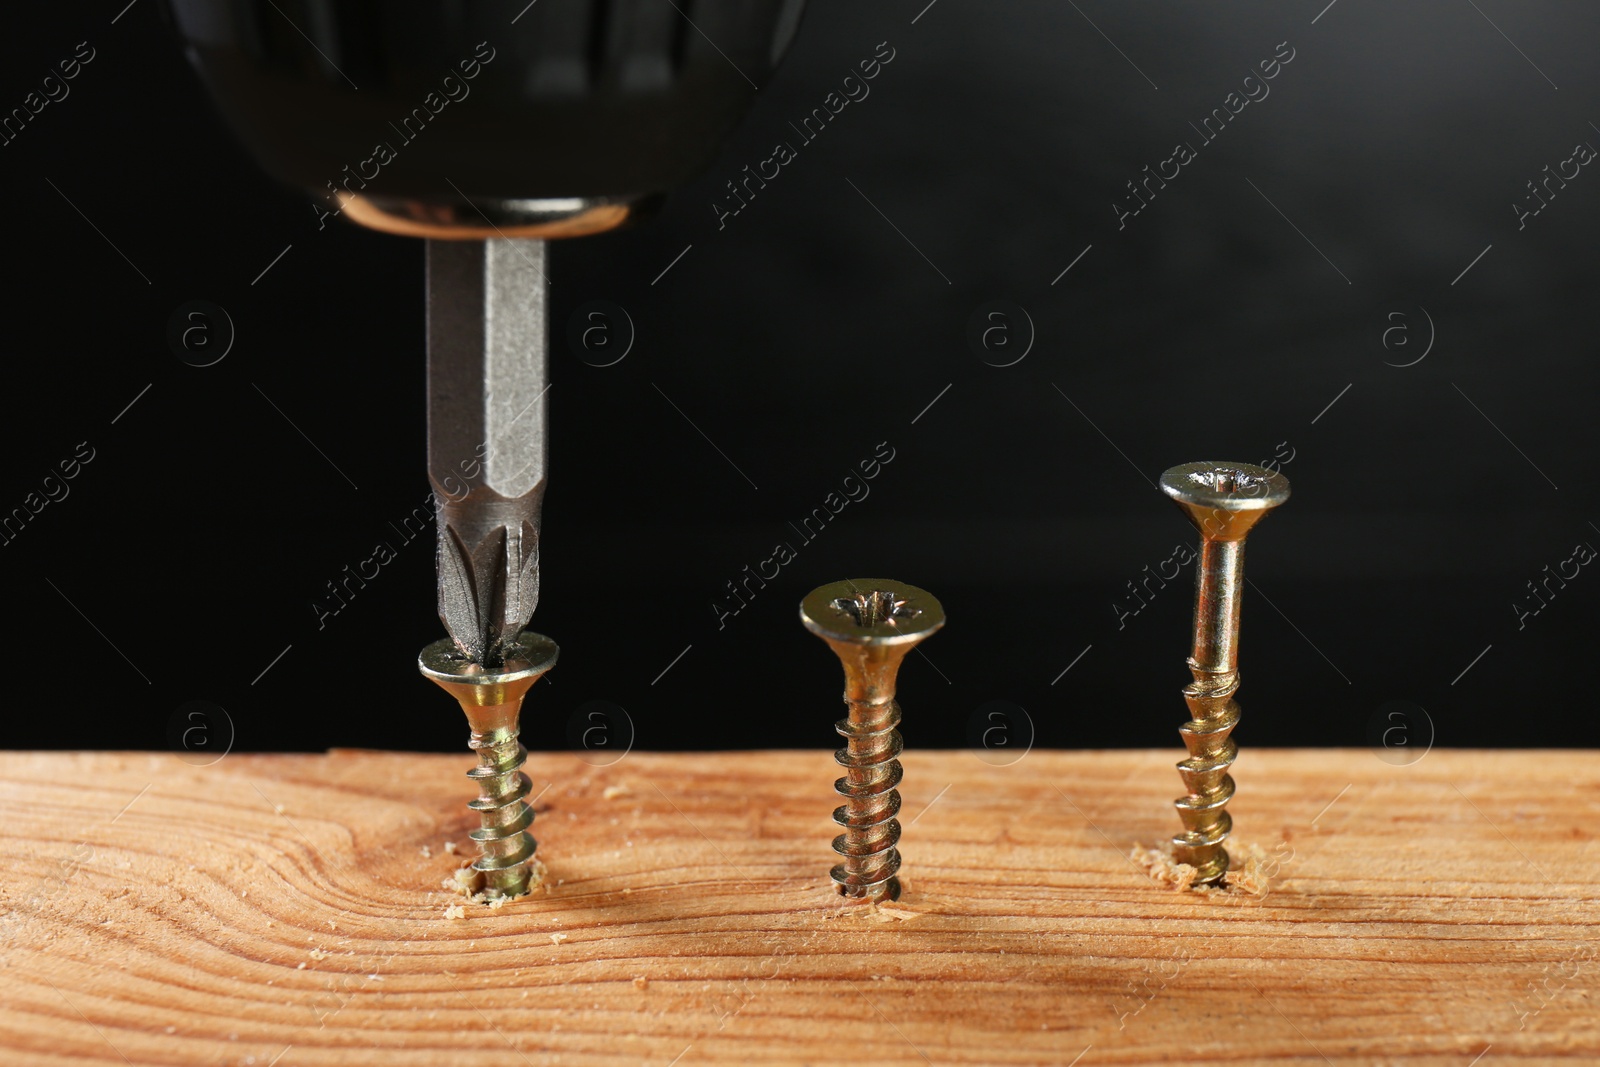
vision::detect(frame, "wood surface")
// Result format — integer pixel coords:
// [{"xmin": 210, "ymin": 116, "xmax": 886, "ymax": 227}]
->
[{"xmin": 1, "ymin": 749, "xmax": 1596, "ymax": 1066}]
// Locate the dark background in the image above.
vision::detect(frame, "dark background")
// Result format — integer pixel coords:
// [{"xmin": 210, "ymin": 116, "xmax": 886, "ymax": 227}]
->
[{"xmin": 3, "ymin": 0, "xmax": 1595, "ymax": 758}]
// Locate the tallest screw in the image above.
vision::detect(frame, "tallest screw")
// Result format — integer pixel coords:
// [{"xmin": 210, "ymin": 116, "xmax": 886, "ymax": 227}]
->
[{"xmin": 1160, "ymin": 461, "xmax": 1289, "ymax": 886}]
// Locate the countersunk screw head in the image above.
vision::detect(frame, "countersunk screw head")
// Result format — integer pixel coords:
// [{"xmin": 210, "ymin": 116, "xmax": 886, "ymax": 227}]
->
[
  {"xmin": 419, "ymin": 631, "xmax": 558, "ymax": 685},
  {"xmin": 420, "ymin": 631, "xmax": 558, "ymax": 727},
  {"xmin": 800, "ymin": 579, "xmax": 946, "ymax": 647},
  {"xmin": 1160, "ymin": 460, "xmax": 1290, "ymax": 543}
]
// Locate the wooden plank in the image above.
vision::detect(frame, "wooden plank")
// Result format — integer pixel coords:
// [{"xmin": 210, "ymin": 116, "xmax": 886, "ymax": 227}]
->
[{"xmin": 0, "ymin": 749, "xmax": 1595, "ymax": 1065}]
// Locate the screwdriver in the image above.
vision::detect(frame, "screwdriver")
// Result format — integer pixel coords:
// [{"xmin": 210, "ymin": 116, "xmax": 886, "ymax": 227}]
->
[{"xmin": 172, "ymin": 0, "xmax": 805, "ymax": 892}]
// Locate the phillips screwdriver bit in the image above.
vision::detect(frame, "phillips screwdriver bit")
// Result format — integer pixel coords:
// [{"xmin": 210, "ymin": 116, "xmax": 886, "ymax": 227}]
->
[{"xmin": 426, "ymin": 238, "xmax": 549, "ymax": 668}]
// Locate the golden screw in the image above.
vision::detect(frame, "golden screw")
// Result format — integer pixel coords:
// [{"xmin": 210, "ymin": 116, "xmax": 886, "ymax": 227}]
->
[
  {"xmin": 419, "ymin": 631, "xmax": 558, "ymax": 899},
  {"xmin": 1159, "ymin": 462, "xmax": 1289, "ymax": 885},
  {"xmin": 801, "ymin": 579, "xmax": 945, "ymax": 903}
]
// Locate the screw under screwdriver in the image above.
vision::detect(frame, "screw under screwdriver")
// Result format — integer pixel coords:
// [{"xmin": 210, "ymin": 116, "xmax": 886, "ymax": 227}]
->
[
  {"xmin": 419, "ymin": 632, "xmax": 558, "ymax": 900},
  {"xmin": 1160, "ymin": 462, "xmax": 1289, "ymax": 886},
  {"xmin": 801, "ymin": 579, "xmax": 945, "ymax": 903}
]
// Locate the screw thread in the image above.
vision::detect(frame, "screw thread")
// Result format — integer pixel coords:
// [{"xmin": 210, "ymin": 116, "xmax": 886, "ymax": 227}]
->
[
  {"xmin": 1172, "ymin": 662, "xmax": 1240, "ymax": 883},
  {"xmin": 466, "ymin": 728, "xmax": 536, "ymax": 898},
  {"xmin": 830, "ymin": 699, "xmax": 904, "ymax": 902}
]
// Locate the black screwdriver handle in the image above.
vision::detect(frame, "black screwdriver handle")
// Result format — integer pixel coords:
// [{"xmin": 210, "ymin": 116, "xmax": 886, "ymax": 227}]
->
[{"xmin": 168, "ymin": 0, "xmax": 805, "ymax": 208}]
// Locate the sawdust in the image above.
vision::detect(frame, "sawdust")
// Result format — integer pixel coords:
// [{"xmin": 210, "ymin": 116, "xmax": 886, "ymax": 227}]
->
[
  {"xmin": 523, "ymin": 857, "xmax": 549, "ymax": 894},
  {"xmin": 829, "ymin": 900, "xmax": 922, "ymax": 923},
  {"xmin": 443, "ymin": 866, "xmax": 481, "ymax": 897},
  {"xmin": 1131, "ymin": 841, "xmax": 1269, "ymax": 896},
  {"xmin": 1131, "ymin": 843, "xmax": 1200, "ymax": 891},
  {"xmin": 441, "ymin": 857, "xmax": 547, "ymax": 907},
  {"xmin": 1225, "ymin": 843, "xmax": 1270, "ymax": 896}
]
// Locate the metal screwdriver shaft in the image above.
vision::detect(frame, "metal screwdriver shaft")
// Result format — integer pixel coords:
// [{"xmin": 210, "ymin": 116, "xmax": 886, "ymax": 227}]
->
[
  {"xmin": 426, "ymin": 238, "xmax": 549, "ymax": 668},
  {"xmin": 1160, "ymin": 461, "xmax": 1289, "ymax": 886},
  {"xmin": 802, "ymin": 579, "xmax": 945, "ymax": 903}
]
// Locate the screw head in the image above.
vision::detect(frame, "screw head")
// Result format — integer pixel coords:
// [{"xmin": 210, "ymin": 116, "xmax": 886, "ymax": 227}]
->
[
  {"xmin": 419, "ymin": 631, "xmax": 559, "ymax": 685},
  {"xmin": 420, "ymin": 630, "xmax": 558, "ymax": 731},
  {"xmin": 1160, "ymin": 461, "xmax": 1290, "ymax": 542},
  {"xmin": 800, "ymin": 579, "xmax": 945, "ymax": 646}
]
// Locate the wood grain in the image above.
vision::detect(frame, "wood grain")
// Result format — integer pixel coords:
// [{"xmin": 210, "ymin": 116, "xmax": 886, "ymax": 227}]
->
[{"xmin": 1, "ymin": 749, "xmax": 1596, "ymax": 1066}]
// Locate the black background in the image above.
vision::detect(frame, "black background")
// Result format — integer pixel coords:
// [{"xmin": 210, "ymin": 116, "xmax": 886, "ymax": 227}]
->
[{"xmin": 3, "ymin": 0, "xmax": 1596, "ymax": 758}]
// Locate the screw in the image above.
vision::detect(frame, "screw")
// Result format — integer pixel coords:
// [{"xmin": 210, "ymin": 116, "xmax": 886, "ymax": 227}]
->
[
  {"xmin": 1159, "ymin": 462, "xmax": 1290, "ymax": 886},
  {"xmin": 801, "ymin": 579, "xmax": 945, "ymax": 903},
  {"xmin": 419, "ymin": 631, "xmax": 558, "ymax": 900}
]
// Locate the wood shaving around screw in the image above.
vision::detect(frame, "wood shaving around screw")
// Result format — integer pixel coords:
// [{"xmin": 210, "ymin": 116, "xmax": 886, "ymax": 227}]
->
[
  {"xmin": 443, "ymin": 841, "xmax": 458, "ymax": 854},
  {"xmin": 444, "ymin": 867, "xmax": 482, "ymax": 897},
  {"xmin": 443, "ymin": 905, "xmax": 466, "ymax": 920},
  {"xmin": 830, "ymin": 901, "xmax": 921, "ymax": 923},
  {"xmin": 1131, "ymin": 841, "xmax": 1269, "ymax": 896},
  {"xmin": 444, "ymin": 858, "xmax": 546, "ymax": 906},
  {"xmin": 550, "ymin": 932, "xmax": 568, "ymax": 944},
  {"xmin": 602, "ymin": 784, "xmax": 632, "ymax": 800}
]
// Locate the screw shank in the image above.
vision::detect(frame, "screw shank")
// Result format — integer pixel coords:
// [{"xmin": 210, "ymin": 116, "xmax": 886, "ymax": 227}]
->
[
  {"xmin": 1190, "ymin": 539, "xmax": 1245, "ymax": 677},
  {"xmin": 1176, "ymin": 534, "xmax": 1246, "ymax": 882},
  {"xmin": 825, "ymin": 643, "xmax": 917, "ymax": 903},
  {"xmin": 826, "ymin": 641, "xmax": 911, "ymax": 707}
]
